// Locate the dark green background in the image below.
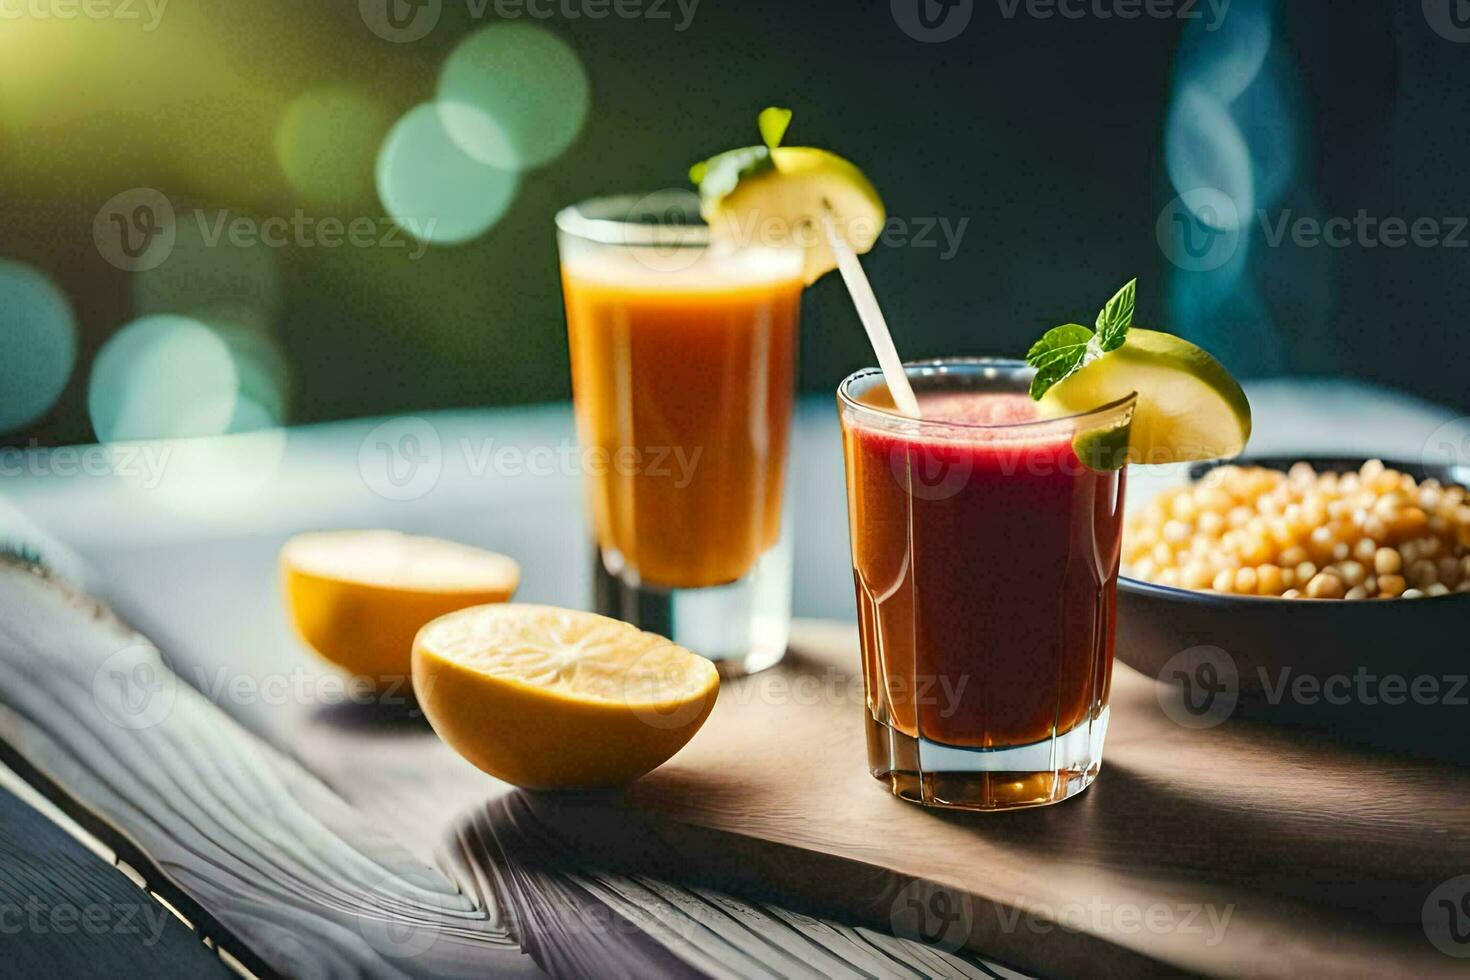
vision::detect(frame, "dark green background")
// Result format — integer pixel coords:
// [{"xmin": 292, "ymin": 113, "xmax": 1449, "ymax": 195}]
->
[{"xmin": 7, "ymin": 1, "xmax": 1466, "ymax": 448}]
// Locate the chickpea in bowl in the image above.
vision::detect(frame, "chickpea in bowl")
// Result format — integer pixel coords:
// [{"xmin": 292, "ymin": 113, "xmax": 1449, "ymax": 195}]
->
[{"xmin": 1124, "ymin": 459, "xmax": 1470, "ymax": 600}]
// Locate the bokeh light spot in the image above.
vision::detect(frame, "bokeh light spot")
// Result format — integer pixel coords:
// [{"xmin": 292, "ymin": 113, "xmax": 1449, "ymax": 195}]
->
[
  {"xmin": 1172, "ymin": 0, "xmax": 1272, "ymax": 104},
  {"xmin": 0, "ymin": 260, "xmax": 76, "ymax": 433},
  {"xmin": 1233, "ymin": 56, "xmax": 1299, "ymax": 211},
  {"xmin": 190, "ymin": 302, "xmax": 291, "ymax": 427},
  {"xmin": 89, "ymin": 315, "xmax": 239, "ymax": 443},
  {"xmin": 436, "ymin": 23, "xmax": 590, "ymax": 171},
  {"xmin": 275, "ymin": 87, "xmax": 394, "ymax": 208},
  {"xmin": 1166, "ymin": 84, "xmax": 1255, "ymax": 224},
  {"xmin": 376, "ymin": 103, "xmax": 519, "ymax": 245}
]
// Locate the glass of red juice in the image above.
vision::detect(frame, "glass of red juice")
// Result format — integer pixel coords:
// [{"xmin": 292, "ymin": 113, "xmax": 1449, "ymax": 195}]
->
[{"xmin": 838, "ymin": 359, "xmax": 1136, "ymax": 811}]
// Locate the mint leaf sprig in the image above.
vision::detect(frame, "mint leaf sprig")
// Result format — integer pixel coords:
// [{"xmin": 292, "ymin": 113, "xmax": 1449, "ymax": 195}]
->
[
  {"xmin": 1026, "ymin": 278, "xmax": 1137, "ymax": 400},
  {"xmin": 688, "ymin": 105, "xmax": 792, "ymax": 194}
]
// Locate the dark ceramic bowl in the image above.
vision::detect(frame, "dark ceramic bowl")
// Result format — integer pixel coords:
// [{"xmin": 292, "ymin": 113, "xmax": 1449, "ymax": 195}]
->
[{"xmin": 1117, "ymin": 456, "xmax": 1470, "ymax": 760}]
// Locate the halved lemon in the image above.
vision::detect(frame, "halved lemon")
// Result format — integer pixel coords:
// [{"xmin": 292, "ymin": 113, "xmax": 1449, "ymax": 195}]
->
[
  {"xmin": 1041, "ymin": 328, "xmax": 1252, "ymax": 464},
  {"xmin": 412, "ymin": 604, "xmax": 719, "ymax": 789},
  {"xmin": 697, "ymin": 145, "xmax": 885, "ymax": 284},
  {"xmin": 282, "ymin": 530, "xmax": 518, "ymax": 686}
]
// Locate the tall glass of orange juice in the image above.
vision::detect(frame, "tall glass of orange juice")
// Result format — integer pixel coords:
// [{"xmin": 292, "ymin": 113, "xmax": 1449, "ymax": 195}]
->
[{"xmin": 555, "ymin": 191, "xmax": 804, "ymax": 676}]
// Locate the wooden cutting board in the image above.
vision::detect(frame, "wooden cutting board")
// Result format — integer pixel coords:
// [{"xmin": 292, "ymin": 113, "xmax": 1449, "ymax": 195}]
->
[
  {"xmin": 6, "ymin": 539, "xmax": 1464, "ymax": 977},
  {"xmin": 522, "ymin": 622, "xmax": 1470, "ymax": 978}
]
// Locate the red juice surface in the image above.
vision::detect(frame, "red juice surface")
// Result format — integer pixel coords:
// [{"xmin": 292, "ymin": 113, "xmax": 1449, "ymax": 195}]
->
[{"xmin": 842, "ymin": 390, "xmax": 1126, "ymax": 749}]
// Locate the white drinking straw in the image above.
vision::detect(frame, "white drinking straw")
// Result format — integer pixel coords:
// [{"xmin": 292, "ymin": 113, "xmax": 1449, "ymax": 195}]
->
[{"xmin": 820, "ymin": 203, "xmax": 922, "ymax": 418}]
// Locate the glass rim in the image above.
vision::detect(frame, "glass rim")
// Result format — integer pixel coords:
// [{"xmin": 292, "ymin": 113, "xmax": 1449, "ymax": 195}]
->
[
  {"xmin": 837, "ymin": 357, "xmax": 1138, "ymax": 432},
  {"xmin": 555, "ymin": 191, "xmax": 711, "ymax": 248}
]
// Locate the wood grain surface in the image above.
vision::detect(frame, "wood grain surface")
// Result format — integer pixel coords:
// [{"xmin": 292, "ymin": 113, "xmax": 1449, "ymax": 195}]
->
[
  {"xmin": 0, "ymin": 558, "xmax": 1023, "ymax": 978},
  {"xmin": 3, "ymin": 389, "xmax": 1464, "ymax": 977},
  {"xmin": 0, "ymin": 776, "xmax": 231, "ymax": 978},
  {"xmin": 459, "ymin": 793, "xmax": 1017, "ymax": 979},
  {"xmin": 0, "ymin": 558, "xmax": 541, "ymax": 979},
  {"xmin": 16, "ymin": 529, "xmax": 1465, "ymax": 976},
  {"xmin": 602, "ymin": 622, "xmax": 1470, "ymax": 977}
]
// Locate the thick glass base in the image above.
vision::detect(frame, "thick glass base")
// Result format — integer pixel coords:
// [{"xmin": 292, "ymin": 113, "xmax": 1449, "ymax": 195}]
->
[
  {"xmin": 593, "ymin": 543, "xmax": 791, "ymax": 678},
  {"xmin": 865, "ymin": 709, "xmax": 1109, "ymax": 811}
]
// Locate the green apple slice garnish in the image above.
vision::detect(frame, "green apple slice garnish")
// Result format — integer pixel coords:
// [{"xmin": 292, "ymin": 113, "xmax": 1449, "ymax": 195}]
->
[
  {"xmin": 690, "ymin": 108, "xmax": 885, "ymax": 284},
  {"xmin": 1030, "ymin": 280, "xmax": 1252, "ymax": 465},
  {"xmin": 1043, "ymin": 328, "xmax": 1251, "ymax": 464},
  {"xmin": 1070, "ymin": 416, "xmax": 1135, "ymax": 472}
]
